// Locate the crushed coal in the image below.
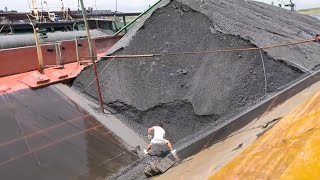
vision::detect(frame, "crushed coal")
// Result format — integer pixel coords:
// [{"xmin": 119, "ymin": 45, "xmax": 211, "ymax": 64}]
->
[
  {"xmin": 107, "ymin": 100, "xmax": 220, "ymax": 144},
  {"xmin": 72, "ymin": 0, "xmax": 320, "ymax": 179},
  {"xmin": 74, "ymin": 0, "xmax": 303, "ymax": 143}
]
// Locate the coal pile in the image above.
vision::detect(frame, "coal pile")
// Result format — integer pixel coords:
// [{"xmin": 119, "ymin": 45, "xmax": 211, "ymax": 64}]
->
[{"xmin": 74, "ymin": 0, "xmax": 320, "ymax": 178}]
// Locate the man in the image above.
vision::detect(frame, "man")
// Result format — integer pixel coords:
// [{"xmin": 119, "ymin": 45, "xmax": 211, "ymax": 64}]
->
[{"xmin": 144, "ymin": 123, "xmax": 176, "ymax": 155}]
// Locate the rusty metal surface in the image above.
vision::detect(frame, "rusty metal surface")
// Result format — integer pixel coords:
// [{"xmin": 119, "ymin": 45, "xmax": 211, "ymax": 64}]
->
[
  {"xmin": 0, "ymin": 35, "xmax": 122, "ymax": 77},
  {"xmin": 0, "ymin": 86, "xmax": 138, "ymax": 180},
  {"xmin": 0, "ymin": 62, "xmax": 83, "ymax": 94}
]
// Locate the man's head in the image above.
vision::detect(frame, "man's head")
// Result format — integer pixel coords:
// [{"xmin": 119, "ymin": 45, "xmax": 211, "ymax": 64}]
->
[{"xmin": 156, "ymin": 122, "xmax": 163, "ymax": 127}]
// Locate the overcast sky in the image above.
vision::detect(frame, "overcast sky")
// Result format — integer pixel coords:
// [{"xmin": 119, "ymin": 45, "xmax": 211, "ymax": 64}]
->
[{"xmin": 1, "ymin": 0, "xmax": 320, "ymax": 12}]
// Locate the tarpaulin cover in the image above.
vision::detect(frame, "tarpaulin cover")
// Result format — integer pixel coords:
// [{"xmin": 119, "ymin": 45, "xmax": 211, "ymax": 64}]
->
[
  {"xmin": 0, "ymin": 86, "xmax": 138, "ymax": 180},
  {"xmin": 210, "ymin": 92, "xmax": 320, "ymax": 180}
]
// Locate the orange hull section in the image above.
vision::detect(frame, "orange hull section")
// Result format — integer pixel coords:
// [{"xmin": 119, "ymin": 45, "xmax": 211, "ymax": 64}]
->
[
  {"xmin": 0, "ymin": 35, "xmax": 122, "ymax": 77},
  {"xmin": 0, "ymin": 35, "xmax": 122, "ymax": 93},
  {"xmin": 0, "ymin": 62, "xmax": 83, "ymax": 94}
]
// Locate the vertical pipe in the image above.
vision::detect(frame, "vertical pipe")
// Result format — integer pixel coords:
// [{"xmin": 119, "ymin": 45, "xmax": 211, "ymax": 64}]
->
[
  {"xmin": 115, "ymin": 0, "xmax": 118, "ymax": 12},
  {"xmin": 95, "ymin": 20, "xmax": 99, "ymax": 29},
  {"xmin": 122, "ymin": 16, "xmax": 127, "ymax": 33},
  {"xmin": 114, "ymin": 0, "xmax": 162, "ymax": 36},
  {"xmin": 32, "ymin": 0, "xmax": 39, "ymax": 21},
  {"xmin": 34, "ymin": 28, "xmax": 44, "ymax": 73},
  {"xmin": 75, "ymin": 37, "xmax": 80, "ymax": 64},
  {"xmin": 58, "ymin": 43, "xmax": 63, "ymax": 65},
  {"xmin": 55, "ymin": 43, "xmax": 59, "ymax": 64},
  {"xmin": 27, "ymin": 14, "xmax": 43, "ymax": 73},
  {"xmin": 79, "ymin": 0, "xmax": 105, "ymax": 113}
]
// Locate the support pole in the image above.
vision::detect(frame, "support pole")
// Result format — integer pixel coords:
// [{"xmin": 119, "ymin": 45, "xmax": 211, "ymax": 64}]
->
[
  {"xmin": 75, "ymin": 36, "xmax": 80, "ymax": 64},
  {"xmin": 79, "ymin": 0, "xmax": 105, "ymax": 113},
  {"xmin": 27, "ymin": 14, "xmax": 43, "ymax": 73},
  {"xmin": 34, "ymin": 28, "xmax": 44, "ymax": 73},
  {"xmin": 114, "ymin": 0, "xmax": 162, "ymax": 36},
  {"xmin": 122, "ymin": 16, "xmax": 127, "ymax": 33}
]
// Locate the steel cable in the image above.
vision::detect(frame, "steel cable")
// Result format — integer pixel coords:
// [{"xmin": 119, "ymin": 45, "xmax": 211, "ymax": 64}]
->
[
  {"xmin": 259, "ymin": 48, "xmax": 268, "ymax": 95},
  {"xmin": 102, "ymin": 38, "xmax": 317, "ymax": 59},
  {"xmin": 80, "ymin": 57, "xmax": 115, "ymax": 93}
]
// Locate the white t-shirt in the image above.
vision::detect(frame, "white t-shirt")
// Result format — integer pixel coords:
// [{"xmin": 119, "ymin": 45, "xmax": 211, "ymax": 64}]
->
[{"xmin": 152, "ymin": 126, "xmax": 165, "ymax": 140}]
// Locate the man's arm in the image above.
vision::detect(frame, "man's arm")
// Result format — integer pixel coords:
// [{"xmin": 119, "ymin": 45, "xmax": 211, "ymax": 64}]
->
[
  {"xmin": 148, "ymin": 127, "xmax": 154, "ymax": 139},
  {"xmin": 148, "ymin": 127, "xmax": 154, "ymax": 135}
]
